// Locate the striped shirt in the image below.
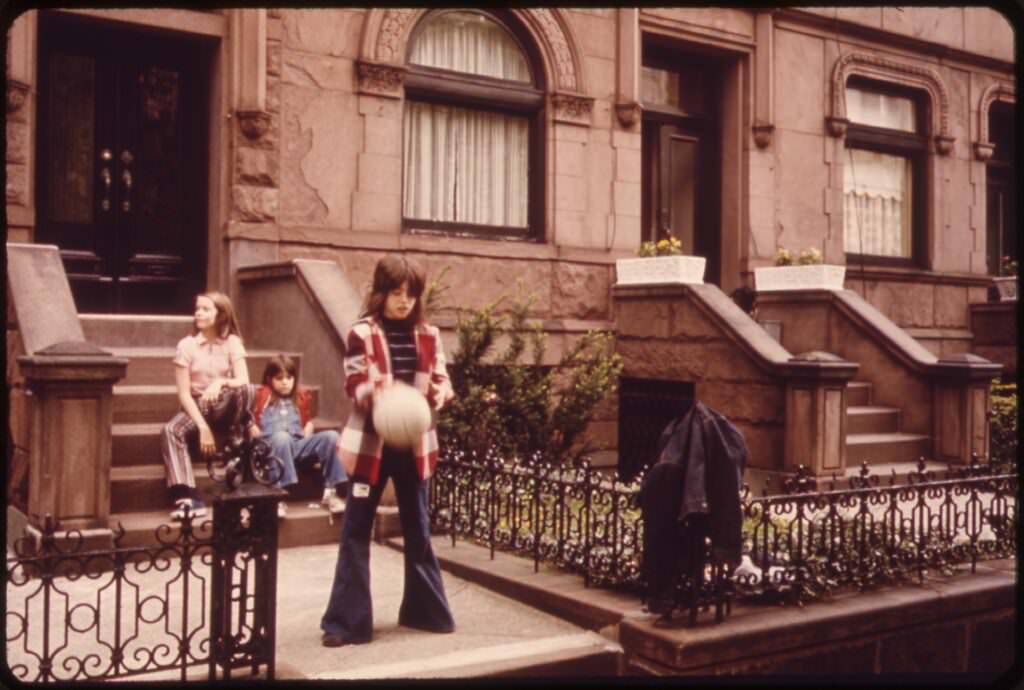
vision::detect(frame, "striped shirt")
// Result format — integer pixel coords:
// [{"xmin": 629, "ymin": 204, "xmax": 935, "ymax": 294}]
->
[{"xmin": 381, "ymin": 317, "xmax": 416, "ymax": 385}]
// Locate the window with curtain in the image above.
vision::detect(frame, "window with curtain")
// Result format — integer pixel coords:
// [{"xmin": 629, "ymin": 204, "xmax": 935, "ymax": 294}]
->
[
  {"xmin": 403, "ymin": 11, "xmax": 543, "ymax": 239},
  {"xmin": 842, "ymin": 81, "xmax": 926, "ymax": 262}
]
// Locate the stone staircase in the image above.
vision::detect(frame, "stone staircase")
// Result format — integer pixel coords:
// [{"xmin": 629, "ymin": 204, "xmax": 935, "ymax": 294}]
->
[
  {"xmin": 80, "ymin": 314, "xmax": 347, "ymax": 549},
  {"xmin": 845, "ymin": 380, "xmax": 932, "ymax": 469}
]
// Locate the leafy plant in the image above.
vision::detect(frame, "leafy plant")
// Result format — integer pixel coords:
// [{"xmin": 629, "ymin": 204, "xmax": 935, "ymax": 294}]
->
[
  {"xmin": 1000, "ymin": 256, "xmax": 1018, "ymax": 276},
  {"xmin": 638, "ymin": 233, "xmax": 683, "ymax": 258},
  {"xmin": 990, "ymin": 380, "xmax": 1017, "ymax": 473},
  {"xmin": 774, "ymin": 246, "xmax": 824, "ymax": 266},
  {"xmin": 433, "ymin": 279, "xmax": 623, "ymax": 465}
]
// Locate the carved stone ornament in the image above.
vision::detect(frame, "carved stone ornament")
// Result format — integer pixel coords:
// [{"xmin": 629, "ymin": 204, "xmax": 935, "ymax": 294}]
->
[
  {"xmin": 828, "ymin": 52, "xmax": 953, "ymax": 154},
  {"xmin": 615, "ymin": 100, "xmax": 641, "ymax": 127},
  {"xmin": 752, "ymin": 122, "xmax": 775, "ymax": 149},
  {"xmin": 6, "ymin": 81, "xmax": 29, "ymax": 115},
  {"xmin": 237, "ymin": 111, "xmax": 272, "ymax": 141},
  {"xmin": 974, "ymin": 142, "xmax": 995, "ymax": 162},
  {"xmin": 551, "ymin": 92, "xmax": 593, "ymax": 125},
  {"xmin": 357, "ymin": 61, "xmax": 407, "ymax": 98},
  {"xmin": 826, "ymin": 116, "xmax": 849, "ymax": 138}
]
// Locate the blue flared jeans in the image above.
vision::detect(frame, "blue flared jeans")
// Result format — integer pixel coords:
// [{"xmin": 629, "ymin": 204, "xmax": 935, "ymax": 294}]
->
[{"xmin": 320, "ymin": 446, "xmax": 454, "ymax": 643}]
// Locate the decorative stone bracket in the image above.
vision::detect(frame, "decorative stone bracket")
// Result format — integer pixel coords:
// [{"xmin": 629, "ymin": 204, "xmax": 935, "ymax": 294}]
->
[
  {"xmin": 7, "ymin": 80, "xmax": 30, "ymax": 116},
  {"xmin": 236, "ymin": 111, "xmax": 272, "ymax": 141},
  {"xmin": 551, "ymin": 92, "xmax": 594, "ymax": 126},
  {"xmin": 356, "ymin": 60, "xmax": 407, "ymax": 99}
]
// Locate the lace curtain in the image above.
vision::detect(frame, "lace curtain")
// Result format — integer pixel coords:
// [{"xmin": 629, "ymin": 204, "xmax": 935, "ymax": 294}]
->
[
  {"xmin": 409, "ymin": 11, "xmax": 531, "ymax": 83},
  {"xmin": 843, "ymin": 149, "xmax": 911, "ymax": 257}
]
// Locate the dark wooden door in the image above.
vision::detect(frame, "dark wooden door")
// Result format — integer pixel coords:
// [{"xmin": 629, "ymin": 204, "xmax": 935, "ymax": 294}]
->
[{"xmin": 36, "ymin": 12, "xmax": 208, "ymax": 313}]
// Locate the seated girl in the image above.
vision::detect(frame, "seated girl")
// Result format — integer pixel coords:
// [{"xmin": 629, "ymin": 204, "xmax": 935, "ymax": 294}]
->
[{"xmin": 251, "ymin": 354, "xmax": 347, "ymax": 518}]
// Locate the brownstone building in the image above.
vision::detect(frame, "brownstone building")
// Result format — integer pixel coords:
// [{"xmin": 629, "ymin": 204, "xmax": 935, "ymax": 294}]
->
[{"xmin": 5, "ymin": 8, "xmax": 1017, "ymax": 541}]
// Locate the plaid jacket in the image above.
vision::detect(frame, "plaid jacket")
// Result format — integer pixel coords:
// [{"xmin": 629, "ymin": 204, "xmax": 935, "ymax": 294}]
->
[{"xmin": 336, "ymin": 317, "xmax": 454, "ymax": 485}]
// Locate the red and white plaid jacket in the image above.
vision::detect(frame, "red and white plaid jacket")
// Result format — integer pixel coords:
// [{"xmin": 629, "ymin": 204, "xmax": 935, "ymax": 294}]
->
[{"xmin": 336, "ymin": 317, "xmax": 454, "ymax": 485}]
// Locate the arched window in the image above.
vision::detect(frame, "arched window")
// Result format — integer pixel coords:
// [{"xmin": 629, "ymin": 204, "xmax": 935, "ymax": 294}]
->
[
  {"xmin": 842, "ymin": 77, "xmax": 928, "ymax": 264},
  {"xmin": 403, "ymin": 11, "xmax": 544, "ymax": 240}
]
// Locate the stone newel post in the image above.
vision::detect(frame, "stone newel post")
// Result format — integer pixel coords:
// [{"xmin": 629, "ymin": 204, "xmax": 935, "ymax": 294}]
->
[
  {"xmin": 783, "ymin": 351, "xmax": 859, "ymax": 476},
  {"xmin": 18, "ymin": 341, "xmax": 128, "ymax": 545},
  {"xmin": 931, "ymin": 353, "xmax": 999, "ymax": 464}
]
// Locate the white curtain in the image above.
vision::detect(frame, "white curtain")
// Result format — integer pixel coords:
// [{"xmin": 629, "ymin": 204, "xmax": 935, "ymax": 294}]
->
[
  {"xmin": 843, "ymin": 149, "xmax": 911, "ymax": 257},
  {"xmin": 404, "ymin": 101, "xmax": 529, "ymax": 228},
  {"xmin": 409, "ymin": 11, "xmax": 531, "ymax": 83},
  {"xmin": 846, "ymin": 86, "xmax": 916, "ymax": 132}
]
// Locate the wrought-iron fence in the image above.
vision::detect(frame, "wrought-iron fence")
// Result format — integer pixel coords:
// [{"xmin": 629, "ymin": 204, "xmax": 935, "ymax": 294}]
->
[
  {"xmin": 428, "ymin": 451, "xmax": 1018, "ymax": 624},
  {"xmin": 4, "ymin": 439, "xmax": 286, "ymax": 683}
]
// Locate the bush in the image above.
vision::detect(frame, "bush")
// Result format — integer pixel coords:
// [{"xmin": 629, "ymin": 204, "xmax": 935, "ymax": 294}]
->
[
  {"xmin": 428, "ymin": 279, "xmax": 623, "ymax": 465},
  {"xmin": 990, "ymin": 380, "xmax": 1017, "ymax": 473}
]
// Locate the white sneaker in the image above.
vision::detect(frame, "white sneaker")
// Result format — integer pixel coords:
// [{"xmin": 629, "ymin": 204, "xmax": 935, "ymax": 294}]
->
[
  {"xmin": 277, "ymin": 502, "xmax": 288, "ymax": 519},
  {"xmin": 321, "ymin": 489, "xmax": 344, "ymax": 514},
  {"xmin": 170, "ymin": 498, "xmax": 207, "ymax": 521}
]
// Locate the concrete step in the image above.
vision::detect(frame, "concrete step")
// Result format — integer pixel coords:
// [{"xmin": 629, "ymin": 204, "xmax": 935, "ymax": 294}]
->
[
  {"xmin": 80, "ymin": 313, "xmax": 193, "ymax": 348},
  {"xmin": 111, "ymin": 384, "xmax": 325, "ymax": 425},
  {"xmin": 102, "ymin": 347, "xmax": 304, "ymax": 387},
  {"xmin": 112, "ymin": 413, "xmax": 342, "ymax": 466},
  {"xmin": 106, "ymin": 502, "xmax": 400, "ymax": 551},
  {"xmin": 846, "ymin": 432, "xmax": 931, "ymax": 465},
  {"xmin": 846, "ymin": 381, "xmax": 873, "ymax": 407},
  {"xmin": 846, "ymin": 405, "xmax": 901, "ymax": 434},
  {"xmin": 111, "ymin": 415, "xmax": 342, "ymax": 467}
]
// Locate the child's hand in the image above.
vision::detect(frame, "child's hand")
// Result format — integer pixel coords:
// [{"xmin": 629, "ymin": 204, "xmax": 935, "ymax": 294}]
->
[
  {"xmin": 303, "ymin": 422, "xmax": 314, "ymax": 438},
  {"xmin": 200, "ymin": 380, "xmax": 223, "ymax": 403},
  {"xmin": 249, "ymin": 423, "xmax": 261, "ymax": 440}
]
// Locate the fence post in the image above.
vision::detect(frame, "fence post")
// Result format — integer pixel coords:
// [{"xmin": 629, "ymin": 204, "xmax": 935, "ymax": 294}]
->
[{"xmin": 208, "ymin": 482, "xmax": 286, "ymax": 681}]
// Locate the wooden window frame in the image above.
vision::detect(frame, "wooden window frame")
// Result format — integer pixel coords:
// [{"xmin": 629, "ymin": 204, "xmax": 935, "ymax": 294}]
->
[
  {"xmin": 843, "ymin": 77, "xmax": 929, "ymax": 268},
  {"xmin": 401, "ymin": 10, "xmax": 546, "ymax": 242}
]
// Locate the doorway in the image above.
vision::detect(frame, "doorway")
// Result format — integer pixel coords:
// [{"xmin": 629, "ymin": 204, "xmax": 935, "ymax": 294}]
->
[{"xmin": 35, "ymin": 12, "xmax": 212, "ymax": 314}]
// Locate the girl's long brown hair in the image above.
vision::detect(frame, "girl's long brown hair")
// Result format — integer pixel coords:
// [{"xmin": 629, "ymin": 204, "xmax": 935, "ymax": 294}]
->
[
  {"xmin": 191, "ymin": 291, "xmax": 242, "ymax": 340},
  {"xmin": 360, "ymin": 255, "xmax": 426, "ymax": 323},
  {"xmin": 261, "ymin": 354, "xmax": 299, "ymax": 400}
]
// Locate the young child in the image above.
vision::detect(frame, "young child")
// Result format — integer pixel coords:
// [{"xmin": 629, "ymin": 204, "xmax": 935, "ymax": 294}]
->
[
  {"xmin": 250, "ymin": 354, "xmax": 347, "ymax": 518},
  {"xmin": 320, "ymin": 255, "xmax": 455, "ymax": 647},
  {"xmin": 161, "ymin": 291, "xmax": 256, "ymax": 520}
]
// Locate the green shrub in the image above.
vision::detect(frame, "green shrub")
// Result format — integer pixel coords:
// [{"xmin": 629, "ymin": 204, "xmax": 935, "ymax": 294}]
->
[
  {"xmin": 990, "ymin": 380, "xmax": 1017, "ymax": 473},
  {"xmin": 428, "ymin": 277, "xmax": 623, "ymax": 465}
]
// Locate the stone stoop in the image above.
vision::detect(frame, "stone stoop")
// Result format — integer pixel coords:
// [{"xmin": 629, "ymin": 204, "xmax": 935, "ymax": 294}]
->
[
  {"xmin": 79, "ymin": 314, "xmax": 387, "ymax": 551},
  {"xmin": 845, "ymin": 380, "xmax": 930, "ymax": 467}
]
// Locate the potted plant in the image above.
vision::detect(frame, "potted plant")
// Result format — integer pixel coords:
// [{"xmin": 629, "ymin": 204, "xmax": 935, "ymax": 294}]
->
[
  {"xmin": 616, "ymin": 234, "xmax": 706, "ymax": 286},
  {"xmin": 754, "ymin": 246, "xmax": 846, "ymax": 292},
  {"xmin": 990, "ymin": 256, "xmax": 1018, "ymax": 302}
]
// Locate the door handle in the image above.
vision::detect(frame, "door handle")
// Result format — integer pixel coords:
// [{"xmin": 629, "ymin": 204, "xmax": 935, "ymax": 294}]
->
[
  {"xmin": 100, "ymin": 168, "xmax": 112, "ymax": 212},
  {"xmin": 121, "ymin": 169, "xmax": 132, "ymax": 213}
]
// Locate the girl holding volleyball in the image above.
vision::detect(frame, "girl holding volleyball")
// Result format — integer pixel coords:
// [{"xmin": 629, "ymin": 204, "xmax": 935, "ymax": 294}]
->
[{"xmin": 320, "ymin": 255, "xmax": 455, "ymax": 647}]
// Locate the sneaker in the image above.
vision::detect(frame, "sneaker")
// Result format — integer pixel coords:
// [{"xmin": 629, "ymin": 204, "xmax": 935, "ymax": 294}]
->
[
  {"xmin": 170, "ymin": 498, "xmax": 207, "ymax": 521},
  {"xmin": 321, "ymin": 489, "xmax": 344, "ymax": 514},
  {"xmin": 277, "ymin": 502, "xmax": 288, "ymax": 519}
]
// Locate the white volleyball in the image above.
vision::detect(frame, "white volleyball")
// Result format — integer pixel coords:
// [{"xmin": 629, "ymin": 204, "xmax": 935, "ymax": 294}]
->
[{"xmin": 372, "ymin": 382, "xmax": 432, "ymax": 449}]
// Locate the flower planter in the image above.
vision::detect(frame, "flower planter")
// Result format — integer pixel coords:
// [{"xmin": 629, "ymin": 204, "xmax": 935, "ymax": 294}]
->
[
  {"xmin": 754, "ymin": 264, "xmax": 846, "ymax": 292},
  {"xmin": 615, "ymin": 255, "xmax": 706, "ymax": 286},
  {"xmin": 989, "ymin": 276, "xmax": 1018, "ymax": 302}
]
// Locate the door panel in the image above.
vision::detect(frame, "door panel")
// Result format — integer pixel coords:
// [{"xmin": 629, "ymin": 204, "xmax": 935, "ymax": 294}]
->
[
  {"xmin": 659, "ymin": 127, "xmax": 698, "ymax": 255},
  {"xmin": 36, "ymin": 12, "xmax": 208, "ymax": 314}
]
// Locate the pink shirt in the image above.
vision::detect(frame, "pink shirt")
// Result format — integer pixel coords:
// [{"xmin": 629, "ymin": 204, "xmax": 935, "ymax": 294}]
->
[{"xmin": 173, "ymin": 333, "xmax": 246, "ymax": 396}]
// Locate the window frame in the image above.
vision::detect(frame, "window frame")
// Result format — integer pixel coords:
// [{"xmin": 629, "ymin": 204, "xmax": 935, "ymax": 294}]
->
[
  {"xmin": 842, "ymin": 76, "xmax": 929, "ymax": 268},
  {"xmin": 401, "ymin": 10, "xmax": 546, "ymax": 242}
]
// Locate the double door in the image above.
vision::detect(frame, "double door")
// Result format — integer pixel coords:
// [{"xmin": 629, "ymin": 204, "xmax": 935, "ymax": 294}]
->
[{"xmin": 35, "ymin": 12, "xmax": 209, "ymax": 313}]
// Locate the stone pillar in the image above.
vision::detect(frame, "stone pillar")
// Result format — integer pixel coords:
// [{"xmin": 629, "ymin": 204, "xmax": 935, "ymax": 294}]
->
[
  {"xmin": 931, "ymin": 354, "xmax": 1001, "ymax": 464},
  {"xmin": 18, "ymin": 341, "xmax": 127, "ymax": 548},
  {"xmin": 784, "ymin": 351, "xmax": 859, "ymax": 476}
]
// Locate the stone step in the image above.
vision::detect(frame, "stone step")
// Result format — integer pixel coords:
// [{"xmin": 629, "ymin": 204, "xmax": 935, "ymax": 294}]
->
[
  {"xmin": 846, "ymin": 381, "xmax": 873, "ymax": 407},
  {"xmin": 112, "ymin": 383, "xmax": 325, "ymax": 425},
  {"xmin": 102, "ymin": 347, "xmax": 304, "ymax": 387},
  {"xmin": 846, "ymin": 405, "xmax": 901, "ymax": 434},
  {"xmin": 111, "ymin": 415, "xmax": 342, "ymax": 467},
  {"xmin": 80, "ymin": 313, "xmax": 193, "ymax": 348},
  {"xmin": 106, "ymin": 502, "xmax": 401, "ymax": 551},
  {"xmin": 846, "ymin": 432, "xmax": 931, "ymax": 465}
]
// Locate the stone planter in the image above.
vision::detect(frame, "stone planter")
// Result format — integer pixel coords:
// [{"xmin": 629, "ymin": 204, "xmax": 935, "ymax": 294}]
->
[
  {"xmin": 754, "ymin": 264, "xmax": 846, "ymax": 292},
  {"xmin": 989, "ymin": 276, "xmax": 1018, "ymax": 302},
  {"xmin": 615, "ymin": 255, "xmax": 706, "ymax": 286}
]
